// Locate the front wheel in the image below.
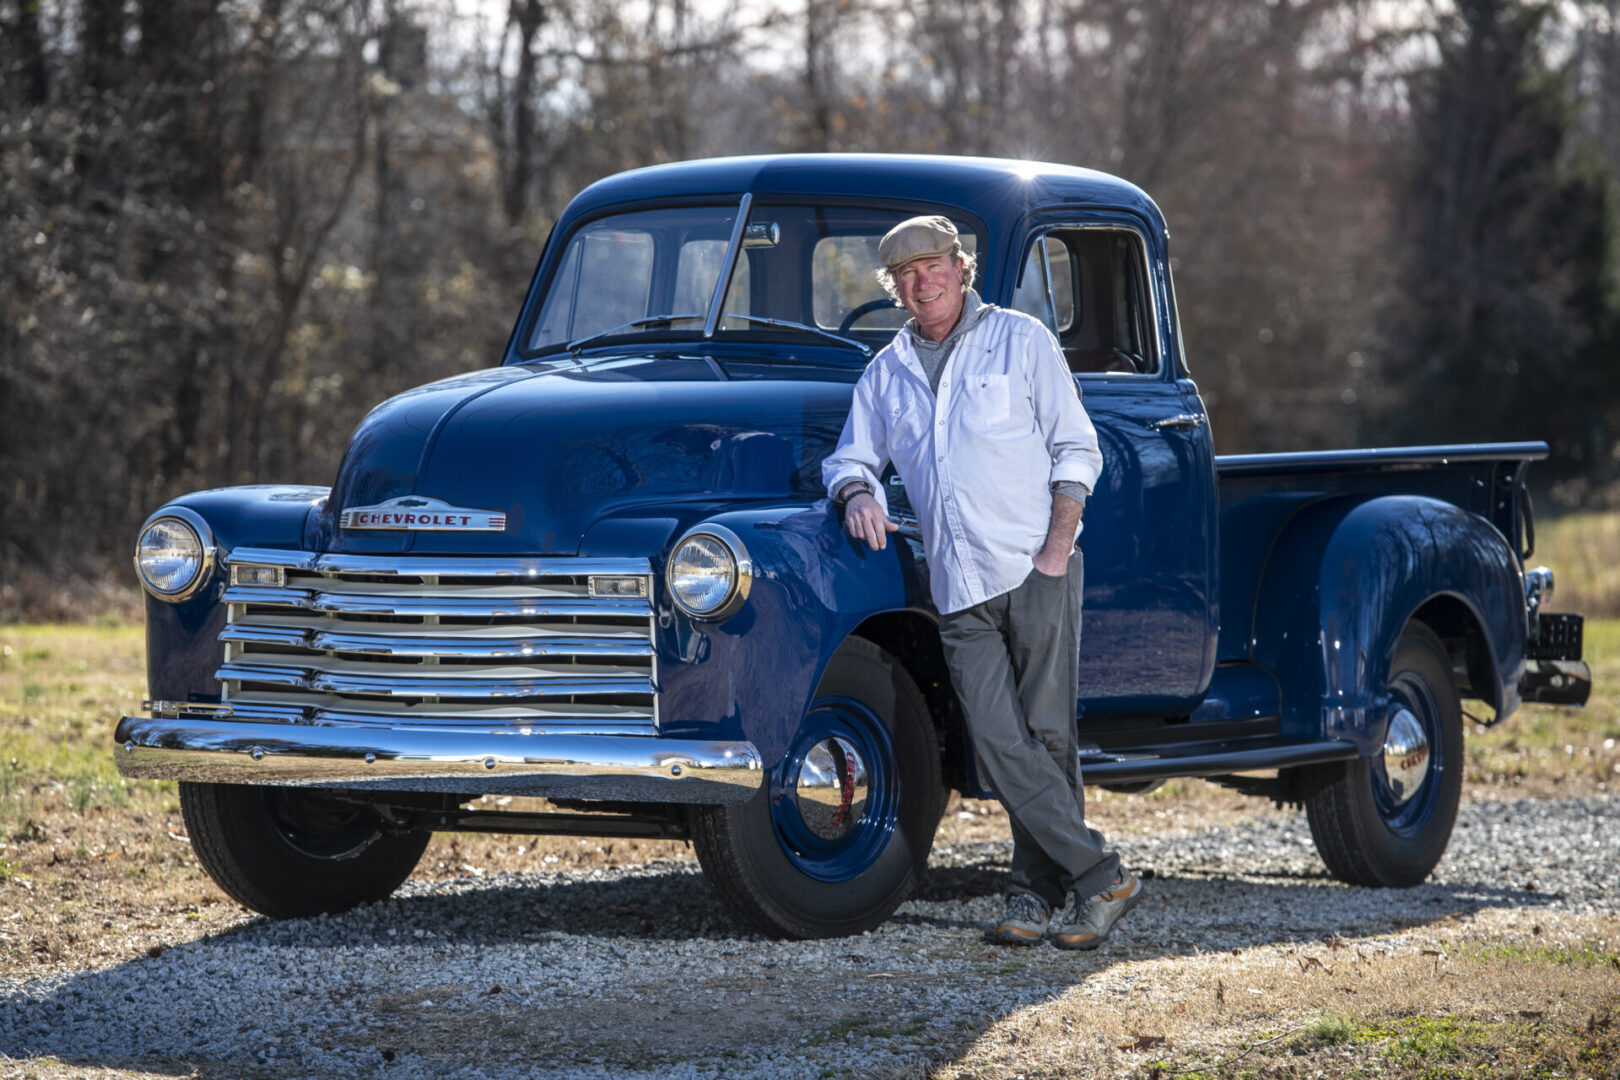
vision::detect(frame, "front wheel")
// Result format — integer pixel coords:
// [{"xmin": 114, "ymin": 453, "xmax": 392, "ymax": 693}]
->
[
  {"xmin": 180, "ymin": 782, "xmax": 430, "ymax": 918},
  {"xmin": 690, "ymin": 637, "xmax": 941, "ymax": 938},
  {"xmin": 1305, "ymin": 624, "xmax": 1463, "ymax": 887}
]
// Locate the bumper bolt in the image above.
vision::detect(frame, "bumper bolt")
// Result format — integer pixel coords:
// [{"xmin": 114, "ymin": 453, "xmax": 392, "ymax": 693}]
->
[
  {"xmin": 250, "ymin": 746, "xmax": 265, "ymax": 761},
  {"xmin": 484, "ymin": 757, "xmax": 497, "ymax": 770},
  {"xmin": 670, "ymin": 764, "xmax": 684, "ymax": 777},
  {"xmin": 365, "ymin": 752, "xmax": 376, "ymax": 764}
]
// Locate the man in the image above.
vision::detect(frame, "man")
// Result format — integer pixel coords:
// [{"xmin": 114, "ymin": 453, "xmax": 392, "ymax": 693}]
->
[{"xmin": 821, "ymin": 216, "xmax": 1143, "ymax": 949}]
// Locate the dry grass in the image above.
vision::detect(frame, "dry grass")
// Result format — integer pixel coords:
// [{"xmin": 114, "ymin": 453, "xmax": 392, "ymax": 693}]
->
[
  {"xmin": 1536, "ymin": 509, "xmax": 1620, "ymax": 619},
  {"xmin": 921, "ymin": 908, "xmax": 1620, "ymax": 1079},
  {"xmin": 1464, "ymin": 618, "xmax": 1620, "ymax": 799}
]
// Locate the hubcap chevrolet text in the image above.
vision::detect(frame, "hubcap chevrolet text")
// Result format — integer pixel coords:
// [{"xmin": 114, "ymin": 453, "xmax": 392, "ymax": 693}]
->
[
  {"xmin": 795, "ymin": 737, "xmax": 869, "ymax": 841},
  {"xmin": 1382, "ymin": 707, "xmax": 1431, "ymax": 806}
]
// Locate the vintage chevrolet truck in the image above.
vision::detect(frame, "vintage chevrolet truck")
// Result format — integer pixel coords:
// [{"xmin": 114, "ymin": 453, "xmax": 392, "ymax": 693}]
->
[{"xmin": 116, "ymin": 155, "xmax": 1592, "ymax": 939}]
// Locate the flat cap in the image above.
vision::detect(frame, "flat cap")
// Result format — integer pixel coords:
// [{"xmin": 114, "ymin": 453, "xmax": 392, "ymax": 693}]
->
[{"xmin": 877, "ymin": 215, "xmax": 960, "ymax": 271}]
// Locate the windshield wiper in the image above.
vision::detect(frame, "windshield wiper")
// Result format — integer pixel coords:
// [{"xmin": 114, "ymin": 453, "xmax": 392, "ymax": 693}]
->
[
  {"xmin": 567, "ymin": 313, "xmax": 706, "ymax": 356},
  {"xmin": 718, "ymin": 313, "xmax": 872, "ymax": 357}
]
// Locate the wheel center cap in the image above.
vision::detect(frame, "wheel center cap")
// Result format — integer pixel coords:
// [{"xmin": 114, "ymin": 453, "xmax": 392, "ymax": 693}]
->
[
  {"xmin": 796, "ymin": 737, "xmax": 870, "ymax": 841},
  {"xmin": 1382, "ymin": 707, "xmax": 1431, "ymax": 806}
]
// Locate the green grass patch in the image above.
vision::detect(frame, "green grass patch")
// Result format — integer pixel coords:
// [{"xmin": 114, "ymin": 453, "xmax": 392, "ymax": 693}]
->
[
  {"xmin": 0, "ymin": 623, "xmax": 174, "ymax": 828},
  {"xmin": 1456, "ymin": 939, "xmax": 1620, "ymax": 970},
  {"xmin": 1303, "ymin": 1010, "xmax": 1355, "ymax": 1046},
  {"xmin": 1239, "ymin": 1005, "xmax": 1620, "ymax": 1080}
]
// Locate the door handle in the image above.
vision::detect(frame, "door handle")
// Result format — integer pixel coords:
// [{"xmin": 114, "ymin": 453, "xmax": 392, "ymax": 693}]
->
[{"xmin": 1149, "ymin": 413, "xmax": 1207, "ymax": 431}]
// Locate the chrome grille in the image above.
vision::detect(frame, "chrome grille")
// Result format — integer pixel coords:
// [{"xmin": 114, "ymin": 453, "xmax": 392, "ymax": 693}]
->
[{"xmin": 216, "ymin": 549, "xmax": 658, "ymax": 735}]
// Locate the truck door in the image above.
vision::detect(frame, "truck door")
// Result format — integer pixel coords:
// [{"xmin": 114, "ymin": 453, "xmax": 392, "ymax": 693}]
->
[{"xmin": 1007, "ymin": 219, "xmax": 1217, "ymax": 720}]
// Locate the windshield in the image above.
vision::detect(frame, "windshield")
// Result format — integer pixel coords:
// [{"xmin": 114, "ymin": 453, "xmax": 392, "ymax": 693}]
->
[{"xmin": 523, "ymin": 201, "xmax": 981, "ymax": 357}]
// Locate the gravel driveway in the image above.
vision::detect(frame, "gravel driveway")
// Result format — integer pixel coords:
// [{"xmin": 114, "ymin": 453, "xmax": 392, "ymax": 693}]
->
[{"xmin": 3, "ymin": 794, "xmax": 1616, "ymax": 1080}]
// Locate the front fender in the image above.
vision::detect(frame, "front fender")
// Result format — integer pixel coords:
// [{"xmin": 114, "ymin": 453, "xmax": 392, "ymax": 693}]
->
[
  {"xmin": 140, "ymin": 486, "xmax": 330, "ymax": 703},
  {"xmin": 650, "ymin": 501, "xmax": 929, "ymax": 767},
  {"xmin": 1252, "ymin": 495, "xmax": 1524, "ymax": 752}
]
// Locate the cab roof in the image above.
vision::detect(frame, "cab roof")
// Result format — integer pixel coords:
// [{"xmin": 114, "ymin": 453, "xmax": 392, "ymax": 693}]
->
[{"xmin": 561, "ymin": 154, "xmax": 1165, "ymax": 232}]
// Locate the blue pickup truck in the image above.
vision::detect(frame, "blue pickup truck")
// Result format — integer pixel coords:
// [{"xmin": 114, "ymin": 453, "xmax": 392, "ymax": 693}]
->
[{"xmin": 117, "ymin": 155, "xmax": 1591, "ymax": 939}]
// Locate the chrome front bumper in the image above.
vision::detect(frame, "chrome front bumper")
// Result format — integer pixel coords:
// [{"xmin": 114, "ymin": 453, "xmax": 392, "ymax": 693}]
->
[{"xmin": 114, "ymin": 714, "xmax": 763, "ymax": 804}]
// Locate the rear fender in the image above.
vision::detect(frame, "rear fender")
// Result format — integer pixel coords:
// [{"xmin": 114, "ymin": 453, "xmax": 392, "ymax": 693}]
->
[{"xmin": 1251, "ymin": 495, "xmax": 1524, "ymax": 753}]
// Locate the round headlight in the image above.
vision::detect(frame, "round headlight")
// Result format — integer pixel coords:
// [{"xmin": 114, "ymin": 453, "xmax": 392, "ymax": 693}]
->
[
  {"xmin": 667, "ymin": 526, "xmax": 751, "ymax": 619},
  {"xmin": 134, "ymin": 509, "xmax": 215, "ymax": 602}
]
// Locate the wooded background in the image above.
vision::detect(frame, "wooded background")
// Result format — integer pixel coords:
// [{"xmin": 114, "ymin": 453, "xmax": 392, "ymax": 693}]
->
[{"xmin": 3, "ymin": 0, "xmax": 1619, "ymax": 613}]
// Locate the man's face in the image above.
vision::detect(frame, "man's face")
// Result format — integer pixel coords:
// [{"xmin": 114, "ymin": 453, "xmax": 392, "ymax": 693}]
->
[{"xmin": 893, "ymin": 254, "xmax": 966, "ymax": 340}]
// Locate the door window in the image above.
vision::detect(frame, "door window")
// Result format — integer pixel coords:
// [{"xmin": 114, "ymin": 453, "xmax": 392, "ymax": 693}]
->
[{"xmin": 1011, "ymin": 228, "xmax": 1159, "ymax": 376}]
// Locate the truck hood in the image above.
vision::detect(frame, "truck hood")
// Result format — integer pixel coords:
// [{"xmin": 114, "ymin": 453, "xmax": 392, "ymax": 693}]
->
[{"xmin": 311, "ymin": 356, "xmax": 856, "ymax": 555}]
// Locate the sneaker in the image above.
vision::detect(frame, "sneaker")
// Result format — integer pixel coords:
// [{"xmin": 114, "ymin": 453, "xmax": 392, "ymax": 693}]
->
[
  {"xmin": 991, "ymin": 892, "xmax": 1050, "ymax": 945},
  {"xmin": 1050, "ymin": 871, "xmax": 1144, "ymax": 950}
]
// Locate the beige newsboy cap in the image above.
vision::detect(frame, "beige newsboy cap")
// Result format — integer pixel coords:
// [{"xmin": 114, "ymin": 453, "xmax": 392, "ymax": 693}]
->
[{"xmin": 877, "ymin": 215, "xmax": 960, "ymax": 270}]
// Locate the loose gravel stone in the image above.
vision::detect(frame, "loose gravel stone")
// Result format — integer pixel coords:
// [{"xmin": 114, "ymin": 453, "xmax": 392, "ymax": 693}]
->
[{"xmin": 2, "ymin": 795, "xmax": 1615, "ymax": 1079}]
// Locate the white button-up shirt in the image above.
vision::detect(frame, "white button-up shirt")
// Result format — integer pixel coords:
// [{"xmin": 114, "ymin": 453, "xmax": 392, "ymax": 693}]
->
[{"xmin": 823, "ymin": 306, "xmax": 1104, "ymax": 614}]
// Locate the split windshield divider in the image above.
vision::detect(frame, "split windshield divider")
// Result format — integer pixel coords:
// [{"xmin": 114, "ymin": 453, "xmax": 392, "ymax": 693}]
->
[{"xmin": 703, "ymin": 193, "xmax": 754, "ymax": 339}]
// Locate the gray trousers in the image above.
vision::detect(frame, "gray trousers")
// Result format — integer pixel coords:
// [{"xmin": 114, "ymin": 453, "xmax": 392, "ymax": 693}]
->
[{"xmin": 938, "ymin": 551, "xmax": 1119, "ymax": 910}]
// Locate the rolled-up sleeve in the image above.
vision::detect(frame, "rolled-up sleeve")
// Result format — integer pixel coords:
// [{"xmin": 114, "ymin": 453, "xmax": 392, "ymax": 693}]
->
[
  {"xmin": 822, "ymin": 368, "xmax": 892, "ymax": 515},
  {"xmin": 1028, "ymin": 325, "xmax": 1102, "ymax": 493}
]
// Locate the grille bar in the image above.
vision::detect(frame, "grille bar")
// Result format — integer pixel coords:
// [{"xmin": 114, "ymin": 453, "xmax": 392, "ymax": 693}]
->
[
  {"xmin": 306, "ymin": 593, "xmax": 649, "ymax": 619},
  {"xmin": 217, "ymin": 550, "xmax": 659, "ymax": 734},
  {"xmin": 226, "ymin": 548, "xmax": 650, "ymax": 578}
]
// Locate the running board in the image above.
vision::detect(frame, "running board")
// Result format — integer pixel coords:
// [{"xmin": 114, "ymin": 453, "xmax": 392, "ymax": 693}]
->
[{"xmin": 1077, "ymin": 739, "xmax": 1359, "ymax": 784}]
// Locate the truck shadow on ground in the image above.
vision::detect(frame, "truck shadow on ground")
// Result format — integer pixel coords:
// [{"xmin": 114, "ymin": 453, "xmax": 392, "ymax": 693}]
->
[{"xmin": 0, "ymin": 854, "xmax": 1557, "ymax": 1080}]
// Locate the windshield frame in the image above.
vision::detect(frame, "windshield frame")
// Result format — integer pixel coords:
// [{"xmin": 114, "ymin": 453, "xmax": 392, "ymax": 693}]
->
[{"xmin": 513, "ymin": 194, "xmax": 989, "ymax": 363}]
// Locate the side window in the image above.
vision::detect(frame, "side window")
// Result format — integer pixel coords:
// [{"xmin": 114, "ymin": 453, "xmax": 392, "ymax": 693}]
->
[
  {"xmin": 1012, "ymin": 228, "xmax": 1159, "ymax": 376},
  {"xmin": 530, "ymin": 230, "xmax": 655, "ymax": 349},
  {"xmin": 1010, "ymin": 236, "xmax": 1075, "ymax": 334}
]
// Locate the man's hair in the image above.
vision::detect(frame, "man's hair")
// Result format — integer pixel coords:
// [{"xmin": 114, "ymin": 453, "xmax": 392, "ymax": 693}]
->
[{"xmin": 874, "ymin": 246, "xmax": 977, "ymax": 302}]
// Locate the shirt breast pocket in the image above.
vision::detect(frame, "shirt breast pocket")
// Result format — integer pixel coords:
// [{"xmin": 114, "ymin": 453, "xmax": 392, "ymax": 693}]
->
[{"xmin": 961, "ymin": 372, "xmax": 1011, "ymax": 428}]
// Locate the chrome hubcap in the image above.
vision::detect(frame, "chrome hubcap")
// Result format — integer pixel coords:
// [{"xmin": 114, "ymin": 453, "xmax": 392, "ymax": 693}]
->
[
  {"xmin": 795, "ymin": 737, "xmax": 869, "ymax": 841},
  {"xmin": 1382, "ymin": 707, "xmax": 1431, "ymax": 806}
]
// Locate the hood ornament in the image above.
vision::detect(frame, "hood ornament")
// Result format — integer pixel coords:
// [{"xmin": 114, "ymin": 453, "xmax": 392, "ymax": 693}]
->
[{"xmin": 340, "ymin": 496, "xmax": 507, "ymax": 532}]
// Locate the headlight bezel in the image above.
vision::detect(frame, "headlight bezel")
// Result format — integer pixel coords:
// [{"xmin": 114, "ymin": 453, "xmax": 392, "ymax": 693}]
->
[
  {"xmin": 133, "ymin": 507, "xmax": 217, "ymax": 603},
  {"xmin": 666, "ymin": 523, "xmax": 752, "ymax": 620}
]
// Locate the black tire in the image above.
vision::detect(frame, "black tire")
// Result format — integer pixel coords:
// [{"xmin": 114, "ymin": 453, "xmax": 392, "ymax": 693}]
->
[
  {"xmin": 690, "ymin": 637, "xmax": 942, "ymax": 939},
  {"xmin": 180, "ymin": 782, "xmax": 430, "ymax": 918},
  {"xmin": 1305, "ymin": 624, "xmax": 1463, "ymax": 887}
]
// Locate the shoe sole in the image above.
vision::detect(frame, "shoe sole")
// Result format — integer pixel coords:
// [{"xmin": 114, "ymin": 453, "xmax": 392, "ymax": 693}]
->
[
  {"xmin": 991, "ymin": 925, "xmax": 1047, "ymax": 946},
  {"xmin": 1051, "ymin": 882, "xmax": 1144, "ymax": 951}
]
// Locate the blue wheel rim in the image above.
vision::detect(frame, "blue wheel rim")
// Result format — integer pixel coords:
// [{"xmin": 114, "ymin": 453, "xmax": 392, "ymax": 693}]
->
[
  {"xmin": 770, "ymin": 695, "xmax": 898, "ymax": 883},
  {"xmin": 1371, "ymin": 673, "xmax": 1443, "ymax": 836}
]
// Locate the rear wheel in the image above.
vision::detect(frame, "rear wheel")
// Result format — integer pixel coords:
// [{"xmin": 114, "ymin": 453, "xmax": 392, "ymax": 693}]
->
[
  {"xmin": 1305, "ymin": 624, "xmax": 1463, "ymax": 886},
  {"xmin": 690, "ymin": 637, "xmax": 941, "ymax": 938},
  {"xmin": 180, "ymin": 782, "xmax": 430, "ymax": 918}
]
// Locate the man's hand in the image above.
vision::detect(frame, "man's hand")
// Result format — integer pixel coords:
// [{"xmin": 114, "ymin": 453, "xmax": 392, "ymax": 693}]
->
[
  {"xmin": 1032, "ymin": 547, "xmax": 1071, "ymax": 576},
  {"xmin": 843, "ymin": 491, "xmax": 900, "ymax": 550},
  {"xmin": 1032, "ymin": 490, "xmax": 1085, "ymax": 576}
]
